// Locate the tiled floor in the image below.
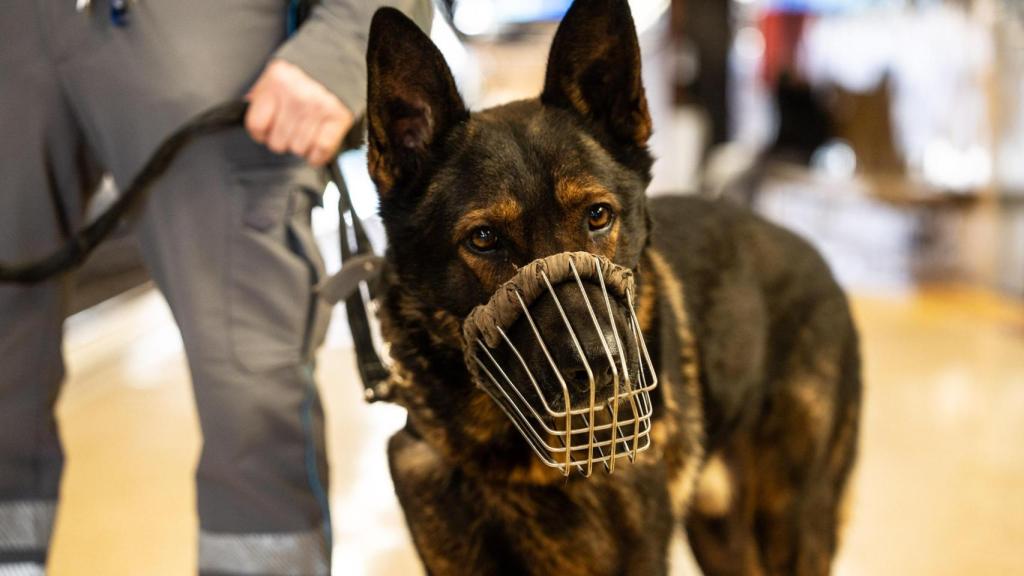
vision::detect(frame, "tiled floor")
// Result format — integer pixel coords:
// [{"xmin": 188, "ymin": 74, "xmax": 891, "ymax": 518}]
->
[{"xmin": 45, "ymin": 283, "xmax": 1024, "ymax": 575}]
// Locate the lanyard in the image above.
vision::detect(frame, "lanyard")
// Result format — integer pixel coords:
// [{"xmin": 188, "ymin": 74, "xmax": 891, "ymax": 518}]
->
[
  {"xmin": 110, "ymin": 0, "xmax": 129, "ymax": 26},
  {"xmin": 79, "ymin": 1, "xmax": 307, "ymax": 34},
  {"xmin": 75, "ymin": 0, "xmax": 130, "ymax": 26}
]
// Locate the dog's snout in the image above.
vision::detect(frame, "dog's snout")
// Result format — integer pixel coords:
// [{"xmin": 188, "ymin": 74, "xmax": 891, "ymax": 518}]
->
[
  {"xmin": 501, "ymin": 279, "xmax": 637, "ymax": 404},
  {"xmin": 464, "ymin": 251, "xmax": 658, "ymax": 474}
]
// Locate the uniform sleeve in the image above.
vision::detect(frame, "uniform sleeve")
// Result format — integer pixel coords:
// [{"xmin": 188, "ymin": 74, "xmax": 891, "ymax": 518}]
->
[{"xmin": 273, "ymin": 0, "xmax": 435, "ymax": 117}]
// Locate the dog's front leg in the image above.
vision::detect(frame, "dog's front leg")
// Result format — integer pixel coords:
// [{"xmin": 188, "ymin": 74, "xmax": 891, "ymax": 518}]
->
[{"xmin": 388, "ymin": 427, "xmax": 527, "ymax": 576}]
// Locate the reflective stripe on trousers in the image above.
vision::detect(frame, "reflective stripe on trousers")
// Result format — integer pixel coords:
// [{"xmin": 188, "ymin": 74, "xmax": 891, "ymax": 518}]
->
[
  {"xmin": 198, "ymin": 529, "xmax": 329, "ymax": 576},
  {"xmin": 0, "ymin": 501, "xmax": 53, "ymax": 575},
  {"xmin": 0, "ymin": 563, "xmax": 45, "ymax": 576},
  {"xmin": 0, "ymin": 501, "xmax": 55, "ymax": 553}
]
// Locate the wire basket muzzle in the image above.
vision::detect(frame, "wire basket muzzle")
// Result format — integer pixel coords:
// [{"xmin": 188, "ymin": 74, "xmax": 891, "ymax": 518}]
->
[{"xmin": 463, "ymin": 252, "xmax": 658, "ymax": 477}]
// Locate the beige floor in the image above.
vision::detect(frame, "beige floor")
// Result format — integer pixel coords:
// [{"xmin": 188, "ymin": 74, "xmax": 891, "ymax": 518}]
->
[{"xmin": 44, "ymin": 284, "xmax": 1024, "ymax": 575}]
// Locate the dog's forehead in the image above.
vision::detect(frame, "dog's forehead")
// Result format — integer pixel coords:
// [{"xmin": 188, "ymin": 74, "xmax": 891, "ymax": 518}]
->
[
  {"xmin": 469, "ymin": 101, "xmax": 595, "ymax": 161},
  {"xmin": 427, "ymin": 101, "xmax": 623, "ymax": 211}
]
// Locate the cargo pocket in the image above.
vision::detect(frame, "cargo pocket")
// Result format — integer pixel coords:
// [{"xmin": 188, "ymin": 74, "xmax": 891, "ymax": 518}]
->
[{"xmin": 226, "ymin": 163, "xmax": 328, "ymax": 374}]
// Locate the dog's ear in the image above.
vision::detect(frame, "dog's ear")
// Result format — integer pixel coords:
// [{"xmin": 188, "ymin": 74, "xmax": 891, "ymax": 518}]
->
[
  {"xmin": 541, "ymin": 0, "xmax": 651, "ymax": 148},
  {"xmin": 366, "ymin": 8, "xmax": 467, "ymax": 197}
]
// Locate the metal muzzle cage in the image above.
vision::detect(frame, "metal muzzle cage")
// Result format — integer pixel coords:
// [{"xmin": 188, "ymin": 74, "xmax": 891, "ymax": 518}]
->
[{"xmin": 463, "ymin": 252, "xmax": 658, "ymax": 477}]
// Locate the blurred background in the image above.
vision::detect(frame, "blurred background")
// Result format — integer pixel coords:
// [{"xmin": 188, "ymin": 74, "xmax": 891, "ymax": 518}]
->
[{"xmin": 52, "ymin": 0, "xmax": 1023, "ymax": 574}]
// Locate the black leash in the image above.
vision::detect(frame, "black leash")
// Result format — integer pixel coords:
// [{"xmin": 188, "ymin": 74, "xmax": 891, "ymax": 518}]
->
[
  {"xmin": 0, "ymin": 101, "xmax": 248, "ymax": 284},
  {"xmin": 319, "ymin": 161, "xmax": 391, "ymax": 402},
  {"xmin": 0, "ymin": 99, "xmax": 392, "ymax": 402}
]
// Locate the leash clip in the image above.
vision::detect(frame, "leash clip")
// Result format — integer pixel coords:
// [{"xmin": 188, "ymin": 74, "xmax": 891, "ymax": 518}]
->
[{"xmin": 315, "ymin": 254, "xmax": 385, "ymax": 306}]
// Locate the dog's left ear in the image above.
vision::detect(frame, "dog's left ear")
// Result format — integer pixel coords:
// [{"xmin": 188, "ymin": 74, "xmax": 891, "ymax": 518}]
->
[{"xmin": 541, "ymin": 0, "xmax": 652, "ymax": 149}]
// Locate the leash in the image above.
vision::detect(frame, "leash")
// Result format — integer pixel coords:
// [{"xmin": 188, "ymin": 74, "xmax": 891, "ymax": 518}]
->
[
  {"xmin": 0, "ymin": 101, "xmax": 248, "ymax": 284},
  {"xmin": 0, "ymin": 99, "xmax": 393, "ymax": 402},
  {"xmin": 317, "ymin": 160, "xmax": 392, "ymax": 402}
]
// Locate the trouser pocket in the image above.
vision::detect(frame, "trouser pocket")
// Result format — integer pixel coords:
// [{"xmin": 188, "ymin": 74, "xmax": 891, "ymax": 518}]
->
[{"xmin": 227, "ymin": 163, "xmax": 328, "ymax": 374}]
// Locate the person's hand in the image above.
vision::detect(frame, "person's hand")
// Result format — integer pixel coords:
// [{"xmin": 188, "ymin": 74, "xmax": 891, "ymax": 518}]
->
[{"xmin": 245, "ymin": 59, "xmax": 354, "ymax": 167}]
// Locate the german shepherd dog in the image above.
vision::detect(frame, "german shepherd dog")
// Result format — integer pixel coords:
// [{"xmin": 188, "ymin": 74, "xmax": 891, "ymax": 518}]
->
[{"xmin": 364, "ymin": 1, "xmax": 861, "ymax": 574}]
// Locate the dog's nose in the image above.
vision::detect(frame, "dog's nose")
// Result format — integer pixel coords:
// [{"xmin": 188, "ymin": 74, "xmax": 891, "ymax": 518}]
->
[
  {"xmin": 565, "ymin": 362, "xmax": 618, "ymax": 399},
  {"xmin": 526, "ymin": 281, "xmax": 634, "ymax": 400}
]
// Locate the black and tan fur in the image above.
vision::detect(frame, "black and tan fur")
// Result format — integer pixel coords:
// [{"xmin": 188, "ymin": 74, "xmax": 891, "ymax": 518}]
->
[{"xmin": 364, "ymin": 2, "xmax": 861, "ymax": 574}]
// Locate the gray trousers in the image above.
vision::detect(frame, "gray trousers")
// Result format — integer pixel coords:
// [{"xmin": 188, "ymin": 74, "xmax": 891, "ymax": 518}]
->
[{"xmin": 0, "ymin": 1, "xmax": 334, "ymax": 574}]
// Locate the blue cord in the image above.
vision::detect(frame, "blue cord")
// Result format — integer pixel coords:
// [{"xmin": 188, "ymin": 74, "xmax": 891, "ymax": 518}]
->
[
  {"xmin": 287, "ymin": 0, "xmax": 302, "ymax": 37},
  {"xmin": 109, "ymin": 0, "xmax": 129, "ymax": 26},
  {"xmin": 301, "ymin": 364, "xmax": 334, "ymax": 562}
]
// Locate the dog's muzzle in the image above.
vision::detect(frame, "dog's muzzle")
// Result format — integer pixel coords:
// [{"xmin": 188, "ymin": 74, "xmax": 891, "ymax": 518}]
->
[{"xmin": 463, "ymin": 252, "xmax": 657, "ymax": 477}]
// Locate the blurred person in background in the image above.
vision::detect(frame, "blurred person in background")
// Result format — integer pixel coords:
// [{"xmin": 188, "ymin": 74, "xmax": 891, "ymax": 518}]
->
[{"xmin": 0, "ymin": 1, "xmax": 430, "ymax": 574}]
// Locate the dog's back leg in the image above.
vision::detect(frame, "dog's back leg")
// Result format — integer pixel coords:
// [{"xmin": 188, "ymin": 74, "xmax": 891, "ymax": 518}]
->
[
  {"xmin": 750, "ymin": 296, "xmax": 861, "ymax": 576},
  {"xmin": 686, "ymin": 295, "xmax": 860, "ymax": 576}
]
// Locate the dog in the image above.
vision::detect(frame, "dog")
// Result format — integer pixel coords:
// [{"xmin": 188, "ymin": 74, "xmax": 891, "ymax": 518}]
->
[{"xmin": 363, "ymin": 1, "xmax": 862, "ymax": 574}]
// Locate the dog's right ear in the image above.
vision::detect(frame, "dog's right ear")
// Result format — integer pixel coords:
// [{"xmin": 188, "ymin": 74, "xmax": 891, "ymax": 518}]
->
[{"xmin": 366, "ymin": 8, "xmax": 468, "ymax": 198}]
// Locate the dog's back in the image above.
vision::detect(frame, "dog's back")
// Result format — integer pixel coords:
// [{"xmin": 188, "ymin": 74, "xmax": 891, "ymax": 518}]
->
[{"xmin": 646, "ymin": 195, "xmax": 861, "ymax": 575}]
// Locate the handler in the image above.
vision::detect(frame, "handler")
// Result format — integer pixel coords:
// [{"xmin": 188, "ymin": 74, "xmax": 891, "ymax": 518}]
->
[{"xmin": 0, "ymin": 1, "xmax": 431, "ymax": 574}]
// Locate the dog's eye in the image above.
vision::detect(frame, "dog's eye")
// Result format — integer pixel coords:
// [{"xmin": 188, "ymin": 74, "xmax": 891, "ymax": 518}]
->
[
  {"xmin": 587, "ymin": 204, "xmax": 615, "ymax": 232},
  {"xmin": 468, "ymin": 226, "xmax": 500, "ymax": 253}
]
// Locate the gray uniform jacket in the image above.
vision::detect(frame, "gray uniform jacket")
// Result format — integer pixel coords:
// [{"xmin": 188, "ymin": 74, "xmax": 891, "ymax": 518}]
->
[{"xmin": 276, "ymin": 0, "xmax": 434, "ymax": 117}]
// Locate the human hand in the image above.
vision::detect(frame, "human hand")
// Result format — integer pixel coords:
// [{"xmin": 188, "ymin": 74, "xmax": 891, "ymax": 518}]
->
[{"xmin": 245, "ymin": 59, "xmax": 354, "ymax": 167}]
